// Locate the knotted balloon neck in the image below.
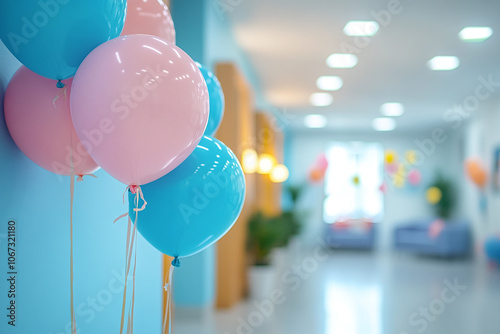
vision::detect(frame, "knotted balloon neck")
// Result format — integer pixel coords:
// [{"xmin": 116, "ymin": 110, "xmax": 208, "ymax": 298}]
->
[
  {"xmin": 57, "ymin": 80, "xmax": 65, "ymax": 89},
  {"xmin": 76, "ymin": 174, "xmax": 98, "ymax": 182},
  {"xmin": 171, "ymin": 257, "xmax": 181, "ymax": 268},
  {"xmin": 128, "ymin": 185, "xmax": 147, "ymax": 212},
  {"xmin": 130, "ymin": 185, "xmax": 139, "ymax": 194},
  {"xmin": 113, "ymin": 185, "xmax": 147, "ymax": 225}
]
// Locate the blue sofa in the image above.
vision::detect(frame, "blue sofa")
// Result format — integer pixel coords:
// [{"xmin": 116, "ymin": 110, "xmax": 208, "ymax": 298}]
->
[
  {"xmin": 325, "ymin": 222, "xmax": 376, "ymax": 249},
  {"xmin": 393, "ymin": 219, "xmax": 471, "ymax": 256}
]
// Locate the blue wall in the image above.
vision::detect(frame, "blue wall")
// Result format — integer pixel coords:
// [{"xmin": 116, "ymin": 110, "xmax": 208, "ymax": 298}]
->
[
  {"xmin": 170, "ymin": 0, "xmax": 216, "ymax": 308},
  {"xmin": 170, "ymin": 0, "xmax": 272, "ymax": 308},
  {"xmin": 0, "ymin": 41, "xmax": 163, "ymax": 333}
]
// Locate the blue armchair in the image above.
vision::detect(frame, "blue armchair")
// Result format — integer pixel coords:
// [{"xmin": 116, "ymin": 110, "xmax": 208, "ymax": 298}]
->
[{"xmin": 393, "ymin": 219, "xmax": 471, "ymax": 256}]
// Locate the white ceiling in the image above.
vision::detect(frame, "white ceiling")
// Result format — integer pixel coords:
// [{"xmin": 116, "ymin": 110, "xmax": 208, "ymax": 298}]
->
[{"xmin": 226, "ymin": 0, "xmax": 500, "ymax": 132}]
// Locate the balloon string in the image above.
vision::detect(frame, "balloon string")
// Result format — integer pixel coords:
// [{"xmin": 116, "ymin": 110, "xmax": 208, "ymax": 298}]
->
[
  {"xmin": 119, "ymin": 189, "xmax": 140, "ymax": 334},
  {"xmin": 114, "ymin": 212, "xmax": 130, "ymax": 224},
  {"xmin": 76, "ymin": 174, "xmax": 98, "ymax": 182},
  {"xmin": 162, "ymin": 263, "xmax": 177, "ymax": 334},
  {"xmin": 69, "ymin": 120, "xmax": 77, "ymax": 334},
  {"xmin": 124, "ymin": 216, "xmax": 131, "ymax": 270},
  {"xmin": 133, "ymin": 186, "xmax": 147, "ymax": 212},
  {"xmin": 129, "ymin": 230, "xmax": 138, "ymax": 333},
  {"xmin": 52, "ymin": 85, "xmax": 68, "ymax": 107},
  {"xmin": 128, "ymin": 191, "xmax": 139, "ymax": 334},
  {"xmin": 70, "ymin": 173, "xmax": 77, "ymax": 334},
  {"xmin": 122, "ymin": 186, "xmax": 131, "ymax": 204},
  {"xmin": 115, "ymin": 185, "xmax": 147, "ymax": 224},
  {"xmin": 114, "ymin": 185, "xmax": 139, "ymax": 224}
]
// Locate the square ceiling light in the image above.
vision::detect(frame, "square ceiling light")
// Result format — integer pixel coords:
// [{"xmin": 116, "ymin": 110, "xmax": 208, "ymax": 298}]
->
[
  {"xmin": 310, "ymin": 93, "xmax": 333, "ymax": 107},
  {"xmin": 381, "ymin": 102, "xmax": 404, "ymax": 116},
  {"xmin": 316, "ymin": 76, "xmax": 343, "ymax": 91},
  {"xmin": 372, "ymin": 117, "xmax": 396, "ymax": 131},
  {"xmin": 304, "ymin": 114, "xmax": 327, "ymax": 128},
  {"xmin": 427, "ymin": 56, "xmax": 460, "ymax": 71},
  {"xmin": 344, "ymin": 21, "xmax": 379, "ymax": 37},
  {"xmin": 326, "ymin": 53, "xmax": 358, "ymax": 68},
  {"xmin": 459, "ymin": 27, "xmax": 493, "ymax": 42}
]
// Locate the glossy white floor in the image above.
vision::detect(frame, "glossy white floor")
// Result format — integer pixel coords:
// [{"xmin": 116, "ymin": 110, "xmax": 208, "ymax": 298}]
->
[{"xmin": 174, "ymin": 250, "xmax": 500, "ymax": 334}]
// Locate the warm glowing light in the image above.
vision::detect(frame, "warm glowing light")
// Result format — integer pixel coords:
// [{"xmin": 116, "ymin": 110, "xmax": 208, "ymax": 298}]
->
[
  {"xmin": 242, "ymin": 149, "xmax": 258, "ymax": 174},
  {"xmin": 258, "ymin": 154, "xmax": 276, "ymax": 174},
  {"xmin": 270, "ymin": 164, "xmax": 289, "ymax": 183}
]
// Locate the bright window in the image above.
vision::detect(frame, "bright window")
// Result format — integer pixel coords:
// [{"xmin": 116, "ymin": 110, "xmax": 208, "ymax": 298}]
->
[{"xmin": 323, "ymin": 142, "xmax": 384, "ymax": 223}]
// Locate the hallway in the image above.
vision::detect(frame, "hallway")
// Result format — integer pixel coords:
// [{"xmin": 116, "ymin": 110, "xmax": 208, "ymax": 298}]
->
[{"xmin": 175, "ymin": 251, "xmax": 500, "ymax": 334}]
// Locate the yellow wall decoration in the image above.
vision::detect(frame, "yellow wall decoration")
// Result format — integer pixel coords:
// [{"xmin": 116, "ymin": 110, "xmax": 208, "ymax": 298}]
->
[
  {"xmin": 426, "ymin": 187, "xmax": 442, "ymax": 204},
  {"xmin": 385, "ymin": 150, "xmax": 397, "ymax": 164}
]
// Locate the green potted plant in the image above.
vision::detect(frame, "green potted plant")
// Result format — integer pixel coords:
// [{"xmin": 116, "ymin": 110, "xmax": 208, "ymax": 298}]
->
[
  {"xmin": 246, "ymin": 185, "xmax": 307, "ymax": 299},
  {"xmin": 246, "ymin": 211, "xmax": 284, "ymax": 300},
  {"xmin": 280, "ymin": 184, "xmax": 305, "ymax": 243},
  {"xmin": 247, "ymin": 211, "xmax": 283, "ymax": 265},
  {"xmin": 428, "ymin": 173, "xmax": 456, "ymax": 220}
]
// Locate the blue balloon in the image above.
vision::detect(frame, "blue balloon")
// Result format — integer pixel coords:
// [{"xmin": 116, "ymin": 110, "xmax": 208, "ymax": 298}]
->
[
  {"xmin": 129, "ymin": 136, "xmax": 246, "ymax": 258},
  {"xmin": 196, "ymin": 63, "xmax": 225, "ymax": 136},
  {"xmin": 485, "ymin": 237, "xmax": 500, "ymax": 265},
  {"xmin": 0, "ymin": 0, "xmax": 126, "ymax": 81}
]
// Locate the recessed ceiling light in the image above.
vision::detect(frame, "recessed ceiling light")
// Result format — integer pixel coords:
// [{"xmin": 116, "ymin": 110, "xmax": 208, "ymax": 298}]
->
[
  {"xmin": 427, "ymin": 56, "xmax": 460, "ymax": 71},
  {"xmin": 381, "ymin": 102, "xmax": 404, "ymax": 116},
  {"xmin": 372, "ymin": 118, "xmax": 396, "ymax": 131},
  {"xmin": 326, "ymin": 53, "xmax": 358, "ymax": 69},
  {"xmin": 310, "ymin": 93, "xmax": 333, "ymax": 107},
  {"xmin": 459, "ymin": 27, "xmax": 493, "ymax": 42},
  {"xmin": 343, "ymin": 21, "xmax": 379, "ymax": 37},
  {"xmin": 304, "ymin": 114, "xmax": 328, "ymax": 128},
  {"xmin": 316, "ymin": 76, "xmax": 344, "ymax": 91}
]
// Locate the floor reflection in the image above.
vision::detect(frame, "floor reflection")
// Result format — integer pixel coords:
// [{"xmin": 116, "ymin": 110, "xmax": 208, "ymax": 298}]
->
[
  {"xmin": 175, "ymin": 252, "xmax": 500, "ymax": 334},
  {"xmin": 325, "ymin": 282, "xmax": 382, "ymax": 334}
]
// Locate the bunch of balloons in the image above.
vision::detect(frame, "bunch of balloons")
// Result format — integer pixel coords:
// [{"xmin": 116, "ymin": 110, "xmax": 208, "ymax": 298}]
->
[
  {"xmin": 2, "ymin": 2, "xmax": 244, "ymax": 334},
  {"xmin": 1, "ymin": 0, "xmax": 244, "ymax": 261}
]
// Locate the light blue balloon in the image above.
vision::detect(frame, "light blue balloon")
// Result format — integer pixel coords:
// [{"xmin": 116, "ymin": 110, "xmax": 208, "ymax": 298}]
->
[
  {"xmin": 0, "ymin": 0, "xmax": 126, "ymax": 82},
  {"xmin": 485, "ymin": 237, "xmax": 500, "ymax": 265},
  {"xmin": 129, "ymin": 136, "xmax": 246, "ymax": 259},
  {"xmin": 196, "ymin": 63, "xmax": 225, "ymax": 136}
]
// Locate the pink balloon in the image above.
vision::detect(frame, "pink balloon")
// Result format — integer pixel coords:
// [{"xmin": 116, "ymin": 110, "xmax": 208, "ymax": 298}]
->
[
  {"xmin": 4, "ymin": 67, "xmax": 99, "ymax": 176},
  {"xmin": 316, "ymin": 153, "xmax": 329, "ymax": 172},
  {"xmin": 70, "ymin": 35, "xmax": 209, "ymax": 186},
  {"xmin": 379, "ymin": 182, "xmax": 387, "ymax": 194},
  {"xmin": 121, "ymin": 0, "xmax": 176, "ymax": 44},
  {"xmin": 408, "ymin": 169, "xmax": 422, "ymax": 186},
  {"xmin": 385, "ymin": 162, "xmax": 398, "ymax": 175}
]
